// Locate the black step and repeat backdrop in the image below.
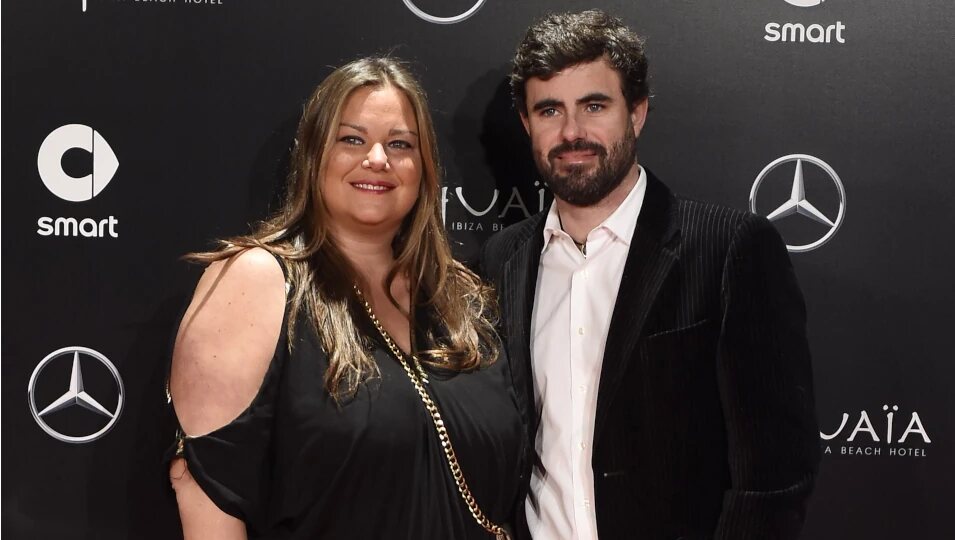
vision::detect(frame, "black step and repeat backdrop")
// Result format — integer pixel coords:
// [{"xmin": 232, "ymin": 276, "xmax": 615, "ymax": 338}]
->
[{"xmin": 3, "ymin": 0, "xmax": 954, "ymax": 538}]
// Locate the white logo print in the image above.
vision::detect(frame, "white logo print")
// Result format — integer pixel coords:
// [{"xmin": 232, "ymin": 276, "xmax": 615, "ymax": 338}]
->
[
  {"xmin": 750, "ymin": 154, "xmax": 846, "ymax": 253},
  {"xmin": 820, "ymin": 404, "xmax": 931, "ymax": 458},
  {"xmin": 37, "ymin": 124, "xmax": 119, "ymax": 202},
  {"xmin": 27, "ymin": 346, "xmax": 125, "ymax": 444},
  {"xmin": 766, "ymin": 0, "xmax": 845, "ymax": 43},
  {"xmin": 403, "ymin": 0, "xmax": 486, "ymax": 25},
  {"xmin": 441, "ymin": 182, "xmax": 548, "ymax": 233}
]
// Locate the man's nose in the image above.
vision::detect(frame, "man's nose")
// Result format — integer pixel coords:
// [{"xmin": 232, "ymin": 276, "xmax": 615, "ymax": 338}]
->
[{"xmin": 560, "ymin": 112, "xmax": 585, "ymax": 142}]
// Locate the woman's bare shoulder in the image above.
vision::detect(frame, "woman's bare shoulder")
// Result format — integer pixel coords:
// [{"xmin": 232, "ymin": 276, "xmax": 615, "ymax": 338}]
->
[{"xmin": 170, "ymin": 247, "xmax": 287, "ymax": 436}]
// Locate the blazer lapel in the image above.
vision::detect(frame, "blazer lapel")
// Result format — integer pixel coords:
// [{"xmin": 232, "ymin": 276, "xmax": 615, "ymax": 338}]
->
[
  {"xmin": 502, "ymin": 215, "xmax": 546, "ymax": 438},
  {"xmin": 594, "ymin": 172, "xmax": 681, "ymax": 445}
]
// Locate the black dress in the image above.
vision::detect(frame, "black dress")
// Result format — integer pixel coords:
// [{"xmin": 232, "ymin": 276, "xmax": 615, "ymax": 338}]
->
[{"xmin": 166, "ymin": 287, "xmax": 525, "ymax": 539}]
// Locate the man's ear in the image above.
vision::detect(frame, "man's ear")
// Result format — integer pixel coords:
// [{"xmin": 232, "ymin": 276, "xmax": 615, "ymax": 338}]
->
[{"xmin": 630, "ymin": 98, "xmax": 649, "ymax": 138}]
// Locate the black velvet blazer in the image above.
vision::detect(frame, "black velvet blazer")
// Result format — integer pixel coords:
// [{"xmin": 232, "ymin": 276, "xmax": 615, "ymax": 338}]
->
[{"xmin": 480, "ymin": 171, "xmax": 820, "ymax": 540}]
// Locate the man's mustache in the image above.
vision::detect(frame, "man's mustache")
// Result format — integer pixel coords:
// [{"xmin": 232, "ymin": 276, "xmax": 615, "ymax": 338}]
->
[{"xmin": 547, "ymin": 139, "xmax": 607, "ymax": 161}]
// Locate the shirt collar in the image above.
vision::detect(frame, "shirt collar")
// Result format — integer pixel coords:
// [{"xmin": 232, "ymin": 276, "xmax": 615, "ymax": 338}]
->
[{"xmin": 541, "ymin": 165, "xmax": 647, "ymax": 253}]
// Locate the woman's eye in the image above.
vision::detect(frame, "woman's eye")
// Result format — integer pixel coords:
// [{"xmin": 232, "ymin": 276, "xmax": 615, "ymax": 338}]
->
[
  {"xmin": 389, "ymin": 140, "xmax": 414, "ymax": 150},
  {"xmin": 340, "ymin": 135, "xmax": 364, "ymax": 145}
]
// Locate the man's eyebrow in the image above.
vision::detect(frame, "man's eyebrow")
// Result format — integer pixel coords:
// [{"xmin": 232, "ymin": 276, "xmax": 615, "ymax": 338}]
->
[
  {"xmin": 577, "ymin": 92, "xmax": 612, "ymax": 104},
  {"xmin": 531, "ymin": 98, "xmax": 563, "ymax": 113}
]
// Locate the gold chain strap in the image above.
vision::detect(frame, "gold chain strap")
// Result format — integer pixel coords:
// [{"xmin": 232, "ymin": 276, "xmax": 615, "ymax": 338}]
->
[{"xmin": 354, "ymin": 286, "xmax": 510, "ymax": 540}]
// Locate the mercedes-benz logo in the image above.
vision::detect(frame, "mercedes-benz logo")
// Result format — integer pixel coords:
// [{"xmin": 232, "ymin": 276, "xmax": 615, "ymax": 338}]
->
[
  {"xmin": 750, "ymin": 154, "xmax": 846, "ymax": 253},
  {"xmin": 403, "ymin": 0, "xmax": 486, "ymax": 25},
  {"xmin": 27, "ymin": 346, "xmax": 124, "ymax": 444}
]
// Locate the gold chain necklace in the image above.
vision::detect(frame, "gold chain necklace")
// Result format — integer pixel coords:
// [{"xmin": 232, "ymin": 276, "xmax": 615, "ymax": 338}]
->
[{"xmin": 354, "ymin": 285, "xmax": 510, "ymax": 540}]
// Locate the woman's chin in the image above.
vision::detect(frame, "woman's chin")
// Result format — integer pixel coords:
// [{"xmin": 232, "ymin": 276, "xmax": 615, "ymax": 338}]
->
[{"xmin": 338, "ymin": 214, "xmax": 405, "ymax": 234}]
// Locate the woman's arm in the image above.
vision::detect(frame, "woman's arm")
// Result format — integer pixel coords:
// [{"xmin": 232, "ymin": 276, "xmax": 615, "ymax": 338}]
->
[
  {"xmin": 168, "ymin": 247, "xmax": 286, "ymax": 539},
  {"xmin": 169, "ymin": 457, "xmax": 247, "ymax": 540}
]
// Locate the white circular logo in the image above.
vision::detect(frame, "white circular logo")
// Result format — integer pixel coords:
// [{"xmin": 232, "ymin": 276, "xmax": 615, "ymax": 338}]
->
[
  {"xmin": 785, "ymin": 0, "xmax": 825, "ymax": 6},
  {"xmin": 37, "ymin": 124, "xmax": 119, "ymax": 202},
  {"xmin": 27, "ymin": 346, "xmax": 125, "ymax": 444},
  {"xmin": 402, "ymin": 0, "xmax": 486, "ymax": 24},
  {"xmin": 750, "ymin": 154, "xmax": 846, "ymax": 253}
]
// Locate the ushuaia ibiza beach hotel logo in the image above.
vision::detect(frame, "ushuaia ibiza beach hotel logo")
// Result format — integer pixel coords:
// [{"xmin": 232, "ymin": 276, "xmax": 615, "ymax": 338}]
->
[{"xmin": 821, "ymin": 404, "xmax": 932, "ymax": 458}]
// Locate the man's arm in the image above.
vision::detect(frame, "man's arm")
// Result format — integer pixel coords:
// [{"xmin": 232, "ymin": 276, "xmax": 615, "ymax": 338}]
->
[
  {"xmin": 477, "ymin": 230, "xmax": 505, "ymax": 285},
  {"xmin": 714, "ymin": 215, "xmax": 821, "ymax": 540}
]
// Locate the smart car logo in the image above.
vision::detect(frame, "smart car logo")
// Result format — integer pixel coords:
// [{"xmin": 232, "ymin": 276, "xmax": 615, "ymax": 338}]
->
[
  {"xmin": 402, "ymin": 0, "xmax": 486, "ymax": 24},
  {"xmin": 750, "ymin": 154, "xmax": 846, "ymax": 253},
  {"xmin": 27, "ymin": 346, "xmax": 124, "ymax": 444},
  {"xmin": 37, "ymin": 124, "xmax": 119, "ymax": 202}
]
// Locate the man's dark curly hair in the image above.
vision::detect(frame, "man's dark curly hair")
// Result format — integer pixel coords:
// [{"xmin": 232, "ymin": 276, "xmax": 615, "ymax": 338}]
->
[{"xmin": 511, "ymin": 9, "xmax": 649, "ymax": 115}]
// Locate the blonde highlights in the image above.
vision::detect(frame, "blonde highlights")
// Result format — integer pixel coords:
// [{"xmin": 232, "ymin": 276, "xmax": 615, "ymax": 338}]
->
[{"xmin": 187, "ymin": 57, "xmax": 499, "ymax": 399}]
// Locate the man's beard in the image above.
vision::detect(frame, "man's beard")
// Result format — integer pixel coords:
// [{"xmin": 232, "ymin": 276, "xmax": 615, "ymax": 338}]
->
[{"xmin": 536, "ymin": 127, "xmax": 637, "ymax": 207}]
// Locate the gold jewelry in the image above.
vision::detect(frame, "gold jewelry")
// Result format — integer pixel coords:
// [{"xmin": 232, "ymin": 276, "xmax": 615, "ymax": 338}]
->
[
  {"xmin": 354, "ymin": 285, "xmax": 510, "ymax": 540},
  {"xmin": 165, "ymin": 380, "xmax": 187, "ymax": 456},
  {"xmin": 355, "ymin": 289, "xmax": 429, "ymax": 383}
]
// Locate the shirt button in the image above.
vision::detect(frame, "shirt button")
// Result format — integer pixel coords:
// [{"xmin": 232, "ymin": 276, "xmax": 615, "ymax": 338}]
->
[
  {"xmin": 578, "ymin": 384, "xmax": 586, "ymax": 393},
  {"xmin": 579, "ymin": 441, "xmax": 587, "ymax": 450},
  {"xmin": 578, "ymin": 327, "xmax": 585, "ymax": 335}
]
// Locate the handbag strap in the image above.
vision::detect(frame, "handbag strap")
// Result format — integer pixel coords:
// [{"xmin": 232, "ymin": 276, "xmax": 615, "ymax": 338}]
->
[{"xmin": 355, "ymin": 286, "xmax": 510, "ymax": 540}]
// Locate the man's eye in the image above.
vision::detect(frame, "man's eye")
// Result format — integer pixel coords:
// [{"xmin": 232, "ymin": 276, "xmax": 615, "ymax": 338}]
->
[
  {"xmin": 586, "ymin": 103, "xmax": 605, "ymax": 113},
  {"xmin": 540, "ymin": 108, "xmax": 559, "ymax": 117},
  {"xmin": 340, "ymin": 135, "xmax": 364, "ymax": 145}
]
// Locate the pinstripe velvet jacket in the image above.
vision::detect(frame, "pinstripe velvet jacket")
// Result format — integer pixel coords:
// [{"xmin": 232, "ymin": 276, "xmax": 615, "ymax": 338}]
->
[{"xmin": 480, "ymin": 171, "xmax": 820, "ymax": 540}]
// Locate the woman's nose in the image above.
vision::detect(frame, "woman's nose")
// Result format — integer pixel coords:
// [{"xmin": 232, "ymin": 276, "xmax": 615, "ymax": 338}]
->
[{"xmin": 362, "ymin": 142, "xmax": 390, "ymax": 171}]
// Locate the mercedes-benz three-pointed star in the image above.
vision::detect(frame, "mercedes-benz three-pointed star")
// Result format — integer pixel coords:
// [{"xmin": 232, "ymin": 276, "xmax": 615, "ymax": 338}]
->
[
  {"xmin": 750, "ymin": 153, "xmax": 846, "ymax": 253},
  {"xmin": 764, "ymin": 159, "xmax": 836, "ymax": 228},
  {"xmin": 28, "ymin": 346, "xmax": 125, "ymax": 443},
  {"xmin": 37, "ymin": 350, "xmax": 115, "ymax": 420}
]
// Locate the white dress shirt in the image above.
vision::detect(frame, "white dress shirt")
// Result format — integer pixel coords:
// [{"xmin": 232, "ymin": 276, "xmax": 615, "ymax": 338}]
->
[{"xmin": 526, "ymin": 166, "xmax": 647, "ymax": 540}]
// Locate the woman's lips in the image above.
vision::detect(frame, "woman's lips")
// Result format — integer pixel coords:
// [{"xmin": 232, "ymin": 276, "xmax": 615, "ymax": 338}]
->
[{"xmin": 350, "ymin": 181, "xmax": 396, "ymax": 193}]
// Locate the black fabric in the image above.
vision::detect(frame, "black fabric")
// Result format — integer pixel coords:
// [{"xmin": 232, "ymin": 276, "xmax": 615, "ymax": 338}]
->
[
  {"xmin": 165, "ymin": 277, "xmax": 525, "ymax": 539},
  {"xmin": 480, "ymin": 171, "xmax": 820, "ymax": 540}
]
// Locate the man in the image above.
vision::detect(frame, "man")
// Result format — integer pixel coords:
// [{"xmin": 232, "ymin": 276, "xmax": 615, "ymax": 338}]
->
[{"xmin": 481, "ymin": 10, "xmax": 820, "ymax": 540}]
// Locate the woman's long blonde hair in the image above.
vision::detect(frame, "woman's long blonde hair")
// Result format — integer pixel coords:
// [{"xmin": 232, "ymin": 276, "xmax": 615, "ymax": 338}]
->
[{"xmin": 188, "ymin": 57, "xmax": 499, "ymax": 398}]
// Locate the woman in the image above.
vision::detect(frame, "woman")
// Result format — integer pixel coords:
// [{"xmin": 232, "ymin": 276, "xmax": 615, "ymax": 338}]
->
[{"xmin": 166, "ymin": 57, "xmax": 524, "ymax": 539}]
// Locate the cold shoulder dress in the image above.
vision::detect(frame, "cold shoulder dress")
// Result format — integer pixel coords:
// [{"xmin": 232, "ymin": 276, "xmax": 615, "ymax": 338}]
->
[{"xmin": 165, "ymin": 281, "xmax": 526, "ymax": 539}]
